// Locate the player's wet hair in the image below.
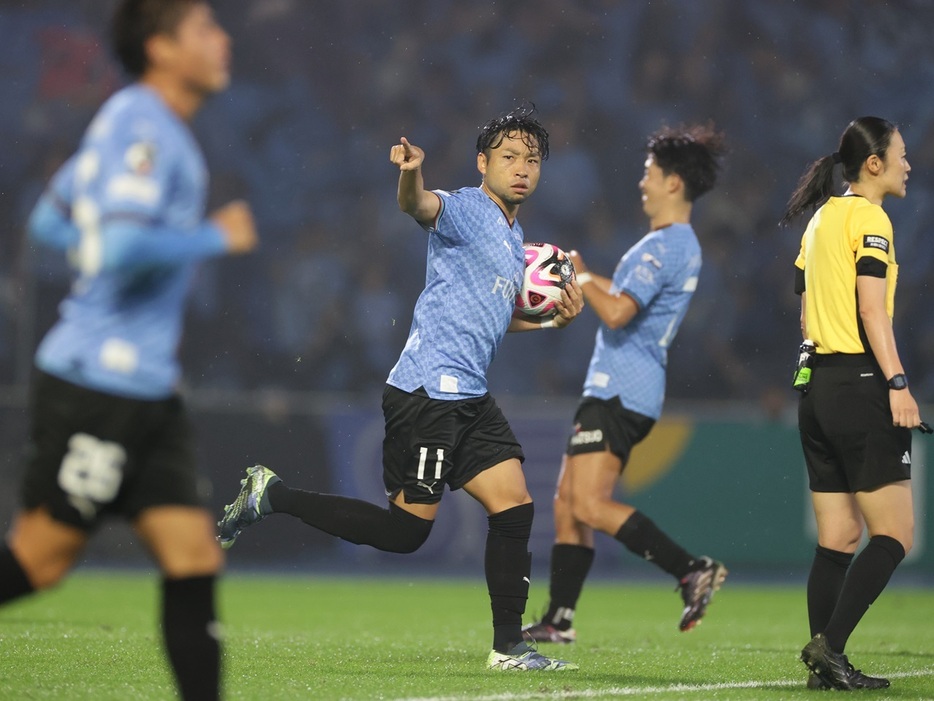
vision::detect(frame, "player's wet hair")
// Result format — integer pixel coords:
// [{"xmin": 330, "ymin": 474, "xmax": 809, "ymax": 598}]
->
[
  {"xmin": 476, "ymin": 103, "xmax": 550, "ymax": 161},
  {"xmin": 780, "ymin": 116, "xmax": 898, "ymax": 226},
  {"xmin": 112, "ymin": 0, "xmax": 203, "ymax": 78},
  {"xmin": 647, "ymin": 124, "xmax": 726, "ymax": 202}
]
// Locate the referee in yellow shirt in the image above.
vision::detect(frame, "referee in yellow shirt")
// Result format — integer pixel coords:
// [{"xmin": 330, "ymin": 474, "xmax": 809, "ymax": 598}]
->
[{"xmin": 781, "ymin": 116, "xmax": 919, "ymax": 691}]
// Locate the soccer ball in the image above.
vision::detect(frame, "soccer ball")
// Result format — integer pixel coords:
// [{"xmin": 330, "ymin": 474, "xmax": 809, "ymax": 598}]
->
[{"xmin": 515, "ymin": 243, "xmax": 576, "ymax": 316}]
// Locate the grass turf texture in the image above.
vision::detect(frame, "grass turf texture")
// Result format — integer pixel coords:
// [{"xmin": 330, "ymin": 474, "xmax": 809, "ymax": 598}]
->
[{"xmin": 0, "ymin": 572, "xmax": 931, "ymax": 700}]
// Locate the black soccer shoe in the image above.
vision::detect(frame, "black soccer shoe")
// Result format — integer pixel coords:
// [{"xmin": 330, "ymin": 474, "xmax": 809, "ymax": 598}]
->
[
  {"xmin": 676, "ymin": 556, "xmax": 728, "ymax": 631},
  {"xmin": 806, "ymin": 672, "xmax": 831, "ymax": 690},
  {"xmin": 800, "ymin": 633, "xmax": 890, "ymax": 690}
]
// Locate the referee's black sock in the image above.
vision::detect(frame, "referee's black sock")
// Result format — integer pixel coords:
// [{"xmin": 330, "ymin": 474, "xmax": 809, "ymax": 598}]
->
[
  {"xmin": 162, "ymin": 575, "xmax": 220, "ymax": 701},
  {"xmin": 486, "ymin": 502, "xmax": 534, "ymax": 653},
  {"xmin": 269, "ymin": 484, "xmax": 433, "ymax": 554},
  {"xmin": 807, "ymin": 545, "xmax": 853, "ymax": 637},
  {"xmin": 540, "ymin": 544, "xmax": 594, "ymax": 631},
  {"xmin": 0, "ymin": 547, "xmax": 35, "ymax": 604},
  {"xmin": 614, "ymin": 511, "xmax": 694, "ymax": 579},
  {"xmin": 823, "ymin": 535, "xmax": 905, "ymax": 653}
]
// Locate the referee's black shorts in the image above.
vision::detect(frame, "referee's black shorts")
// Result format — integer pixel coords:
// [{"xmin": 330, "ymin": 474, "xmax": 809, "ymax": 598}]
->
[
  {"xmin": 799, "ymin": 353, "xmax": 911, "ymax": 493},
  {"xmin": 381, "ymin": 385, "xmax": 524, "ymax": 505},
  {"xmin": 20, "ymin": 370, "xmax": 204, "ymax": 530}
]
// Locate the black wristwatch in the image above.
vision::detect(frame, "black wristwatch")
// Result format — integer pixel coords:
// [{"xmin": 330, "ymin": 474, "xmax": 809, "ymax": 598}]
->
[{"xmin": 887, "ymin": 373, "xmax": 908, "ymax": 390}]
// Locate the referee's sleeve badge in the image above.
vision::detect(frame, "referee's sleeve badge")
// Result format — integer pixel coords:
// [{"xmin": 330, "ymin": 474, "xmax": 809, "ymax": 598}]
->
[{"xmin": 863, "ymin": 234, "xmax": 890, "ymax": 253}]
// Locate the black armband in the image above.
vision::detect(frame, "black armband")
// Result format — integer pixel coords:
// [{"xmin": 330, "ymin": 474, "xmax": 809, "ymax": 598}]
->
[
  {"xmin": 855, "ymin": 256, "xmax": 887, "ymax": 278},
  {"xmin": 794, "ymin": 266, "xmax": 805, "ymax": 295}
]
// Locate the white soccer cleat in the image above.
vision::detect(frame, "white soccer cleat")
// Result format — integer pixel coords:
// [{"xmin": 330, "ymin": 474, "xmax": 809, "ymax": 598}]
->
[{"xmin": 486, "ymin": 641, "xmax": 579, "ymax": 671}]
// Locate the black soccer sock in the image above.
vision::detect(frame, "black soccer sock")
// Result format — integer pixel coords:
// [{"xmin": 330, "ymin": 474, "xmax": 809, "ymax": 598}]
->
[
  {"xmin": 486, "ymin": 502, "xmax": 534, "ymax": 653},
  {"xmin": 807, "ymin": 545, "xmax": 854, "ymax": 637},
  {"xmin": 823, "ymin": 535, "xmax": 905, "ymax": 653},
  {"xmin": 269, "ymin": 483, "xmax": 433, "ymax": 554},
  {"xmin": 614, "ymin": 510, "xmax": 695, "ymax": 579},
  {"xmin": 162, "ymin": 575, "xmax": 220, "ymax": 701},
  {"xmin": 541, "ymin": 544, "xmax": 594, "ymax": 631},
  {"xmin": 0, "ymin": 547, "xmax": 35, "ymax": 605}
]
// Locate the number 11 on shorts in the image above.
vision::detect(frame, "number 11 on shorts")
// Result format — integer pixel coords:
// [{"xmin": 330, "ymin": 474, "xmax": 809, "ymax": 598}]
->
[{"xmin": 417, "ymin": 447, "xmax": 444, "ymax": 480}]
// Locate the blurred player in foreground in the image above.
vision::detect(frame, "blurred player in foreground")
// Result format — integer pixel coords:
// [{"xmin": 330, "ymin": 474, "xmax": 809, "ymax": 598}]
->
[
  {"xmin": 784, "ymin": 117, "xmax": 916, "ymax": 691},
  {"xmin": 0, "ymin": 2, "xmax": 257, "ymax": 699},
  {"xmin": 524, "ymin": 125, "xmax": 728, "ymax": 643},
  {"xmin": 218, "ymin": 104, "xmax": 585, "ymax": 671}
]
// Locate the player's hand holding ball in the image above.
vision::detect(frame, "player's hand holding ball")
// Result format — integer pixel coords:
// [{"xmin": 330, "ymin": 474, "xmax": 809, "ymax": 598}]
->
[
  {"xmin": 552, "ymin": 276, "xmax": 584, "ymax": 328},
  {"xmin": 515, "ymin": 243, "xmax": 583, "ymax": 329}
]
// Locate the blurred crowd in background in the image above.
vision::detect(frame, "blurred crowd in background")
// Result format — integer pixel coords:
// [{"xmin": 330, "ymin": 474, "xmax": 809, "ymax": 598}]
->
[{"xmin": 3, "ymin": 0, "xmax": 934, "ymax": 414}]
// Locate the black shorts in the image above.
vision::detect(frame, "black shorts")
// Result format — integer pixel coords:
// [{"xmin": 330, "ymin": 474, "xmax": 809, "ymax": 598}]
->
[
  {"xmin": 799, "ymin": 354, "xmax": 911, "ymax": 493},
  {"xmin": 381, "ymin": 385, "xmax": 524, "ymax": 505},
  {"xmin": 565, "ymin": 396, "xmax": 655, "ymax": 467},
  {"xmin": 20, "ymin": 370, "xmax": 203, "ymax": 531}
]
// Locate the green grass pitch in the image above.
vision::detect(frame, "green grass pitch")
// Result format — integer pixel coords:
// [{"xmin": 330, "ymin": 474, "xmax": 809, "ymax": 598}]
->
[{"xmin": 0, "ymin": 571, "xmax": 931, "ymax": 700}]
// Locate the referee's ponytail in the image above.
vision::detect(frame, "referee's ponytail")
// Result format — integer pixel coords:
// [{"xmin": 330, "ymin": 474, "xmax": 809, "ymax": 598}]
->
[{"xmin": 780, "ymin": 116, "xmax": 897, "ymax": 227}]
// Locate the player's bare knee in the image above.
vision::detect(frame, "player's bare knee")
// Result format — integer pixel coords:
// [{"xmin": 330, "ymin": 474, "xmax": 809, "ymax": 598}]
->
[
  {"xmin": 10, "ymin": 540, "xmax": 80, "ymax": 591},
  {"xmin": 158, "ymin": 542, "xmax": 224, "ymax": 579},
  {"xmin": 819, "ymin": 524, "xmax": 863, "ymax": 553},
  {"xmin": 569, "ymin": 494, "xmax": 604, "ymax": 529},
  {"xmin": 30, "ymin": 568, "xmax": 66, "ymax": 591},
  {"xmin": 23, "ymin": 556, "xmax": 73, "ymax": 590}
]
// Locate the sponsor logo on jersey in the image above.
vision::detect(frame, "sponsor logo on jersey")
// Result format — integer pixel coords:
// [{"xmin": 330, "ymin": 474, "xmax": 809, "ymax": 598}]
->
[
  {"xmin": 492, "ymin": 275, "xmax": 520, "ymax": 300},
  {"xmin": 863, "ymin": 234, "xmax": 890, "ymax": 253},
  {"xmin": 570, "ymin": 428, "xmax": 604, "ymax": 446},
  {"xmin": 107, "ymin": 174, "xmax": 160, "ymax": 205}
]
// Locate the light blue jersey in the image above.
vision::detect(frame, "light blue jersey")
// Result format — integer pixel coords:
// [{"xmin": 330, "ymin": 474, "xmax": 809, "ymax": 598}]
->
[
  {"xmin": 388, "ymin": 187, "xmax": 525, "ymax": 399},
  {"xmin": 583, "ymin": 223, "xmax": 701, "ymax": 419},
  {"xmin": 28, "ymin": 84, "xmax": 227, "ymax": 399}
]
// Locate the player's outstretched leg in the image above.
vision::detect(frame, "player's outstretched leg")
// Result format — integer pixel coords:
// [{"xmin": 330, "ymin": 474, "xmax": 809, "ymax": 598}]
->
[
  {"xmin": 801, "ymin": 633, "xmax": 890, "ymax": 690},
  {"xmin": 676, "ymin": 556, "xmax": 728, "ymax": 631},
  {"xmin": 217, "ymin": 465, "xmax": 280, "ymax": 549},
  {"xmin": 487, "ymin": 640, "xmax": 579, "ymax": 672}
]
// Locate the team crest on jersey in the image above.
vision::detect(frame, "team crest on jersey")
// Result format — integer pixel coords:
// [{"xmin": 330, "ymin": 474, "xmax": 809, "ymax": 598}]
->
[
  {"xmin": 125, "ymin": 141, "xmax": 156, "ymax": 175},
  {"xmin": 863, "ymin": 234, "xmax": 889, "ymax": 253}
]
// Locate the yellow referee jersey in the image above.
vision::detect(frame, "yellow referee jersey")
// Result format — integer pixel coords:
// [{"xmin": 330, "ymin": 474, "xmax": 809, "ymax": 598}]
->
[{"xmin": 794, "ymin": 195, "xmax": 897, "ymax": 354}]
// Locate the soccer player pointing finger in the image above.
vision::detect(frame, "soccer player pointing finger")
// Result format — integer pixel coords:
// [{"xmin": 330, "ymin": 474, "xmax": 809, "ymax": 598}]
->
[
  {"xmin": 219, "ymin": 105, "xmax": 582, "ymax": 671},
  {"xmin": 390, "ymin": 136, "xmax": 424, "ymax": 171}
]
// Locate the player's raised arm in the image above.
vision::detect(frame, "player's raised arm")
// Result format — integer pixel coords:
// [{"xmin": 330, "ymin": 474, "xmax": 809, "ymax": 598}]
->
[{"xmin": 390, "ymin": 137, "xmax": 441, "ymax": 226}]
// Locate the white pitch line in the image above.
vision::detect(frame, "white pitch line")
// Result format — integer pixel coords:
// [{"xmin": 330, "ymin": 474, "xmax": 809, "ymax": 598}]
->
[{"xmin": 400, "ymin": 667, "xmax": 934, "ymax": 701}]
